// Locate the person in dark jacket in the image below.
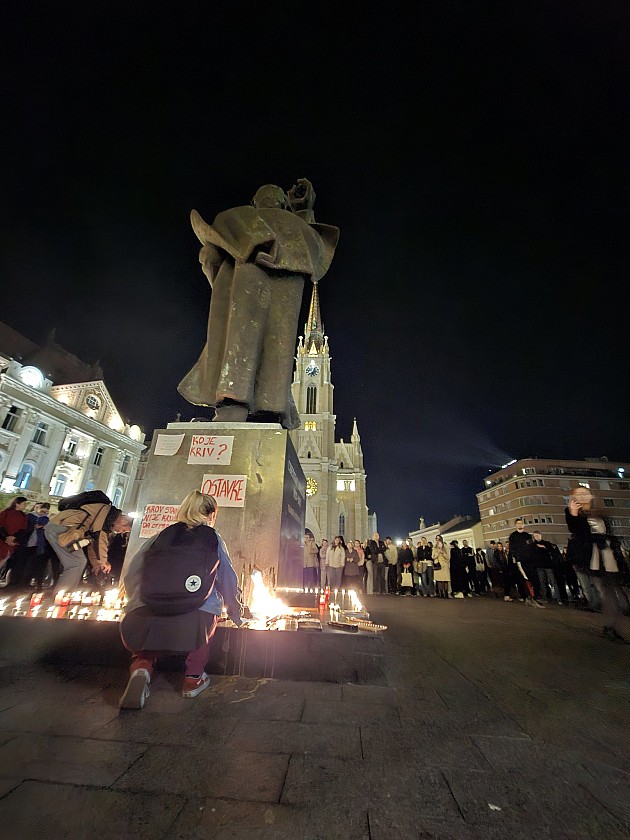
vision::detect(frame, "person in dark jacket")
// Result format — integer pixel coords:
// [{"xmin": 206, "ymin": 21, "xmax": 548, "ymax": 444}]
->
[
  {"xmin": 449, "ymin": 540, "xmax": 468, "ymax": 598},
  {"xmin": 119, "ymin": 490, "xmax": 243, "ymax": 708},
  {"xmin": 565, "ymin": 486, "xmax": 629, "ymax": 644},
  {"xmin": 366, "ymin": 533, "xmax": 386, "ymax": 594},
  {"xmin": 509, "ymin": 518, "xmax": 539, "ymax": 598},
  {"xmin": 527, "ymin": 531, "xmax": 559, "ymax": 603},
  {"xmin": 461, "ymin": 540, "xmax": 476, "ymax": 595}
]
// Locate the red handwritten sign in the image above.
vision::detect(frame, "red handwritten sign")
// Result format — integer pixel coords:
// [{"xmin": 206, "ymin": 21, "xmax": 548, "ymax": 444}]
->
[
  {"xmin": 200, "ymin": 474, "xmax": 247, "ymax": 508},
  {"xmin": 187, "ymin": 435, "xmax": 233, "ymax": 465},
  {"xmin": 139, "ymin": 504, "xmax": 181, "ymax": 538}
]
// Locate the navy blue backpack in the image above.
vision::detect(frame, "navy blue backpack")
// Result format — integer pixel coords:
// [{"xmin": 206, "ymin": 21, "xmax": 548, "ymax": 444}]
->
[{"xmin": 140, "ymin": 522, "xmax": 220, "ymax": 615}]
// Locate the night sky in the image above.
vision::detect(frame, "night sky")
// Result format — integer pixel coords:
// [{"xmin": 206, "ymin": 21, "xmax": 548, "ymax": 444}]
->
[{"xmin": 2, "ymin": 3, "xmax": 629, "ymax": 537}]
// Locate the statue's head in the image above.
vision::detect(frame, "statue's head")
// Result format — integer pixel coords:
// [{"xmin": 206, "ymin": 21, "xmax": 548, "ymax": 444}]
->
[{"xmin": 252, "ymin": 184, "xmax": 288, "ymax": 210}]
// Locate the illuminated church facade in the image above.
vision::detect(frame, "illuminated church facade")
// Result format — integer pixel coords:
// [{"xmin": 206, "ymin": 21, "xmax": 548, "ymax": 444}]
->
[{"xmin": 290, "ymin": 284, "xmax": 373, "ymax": 544}]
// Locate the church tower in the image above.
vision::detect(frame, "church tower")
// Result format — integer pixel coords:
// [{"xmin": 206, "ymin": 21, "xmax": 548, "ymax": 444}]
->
[{"xmin": 290, "ymin": 282, "xmax": 370, "ymax": 543}]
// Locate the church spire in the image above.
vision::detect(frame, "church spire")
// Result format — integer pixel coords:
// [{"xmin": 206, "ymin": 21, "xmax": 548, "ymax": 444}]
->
[
  {"xmin": 351, "ymin": 417, "xmax": 360, "ymax": 443},
  {"xmin": 304, "ymin": 281, "xmax": 324, "ymax": 352}
]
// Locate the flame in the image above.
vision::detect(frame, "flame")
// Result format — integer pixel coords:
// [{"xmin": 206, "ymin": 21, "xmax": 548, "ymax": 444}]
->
[{"xmin": 248, "ymin": 570, "xmax": 289, "ymax": 627}]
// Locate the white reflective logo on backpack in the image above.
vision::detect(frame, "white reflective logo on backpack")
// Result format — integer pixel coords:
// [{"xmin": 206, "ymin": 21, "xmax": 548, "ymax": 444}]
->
[{"xmin": 185, "ymin": 575, "xmax": 202, "ymax": 592}]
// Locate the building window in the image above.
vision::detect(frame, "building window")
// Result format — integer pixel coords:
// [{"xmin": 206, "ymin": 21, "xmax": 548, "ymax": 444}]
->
[
  {"xmin": 120, "ymin": 454, "xmax": 131, "ymax": 475},
  {"xmin": 113, "ymin": 487, "xmax": 123, "ymax": 507},
  {"xmin": 67, "ymin": 437, "xmax": 78, "ymax": 455},
  {"xmin": 306, "ymin": 385, "xmax": 317, "ymax": 414},
  {"xmin": 2, "ymin": 405, "xmax": 21, "ymax": 432},
  {"xmin": 85, "ymin": 394, "xmax": 101, "ymax": 411},
  {"xmin": 603, "ymin": 499, "xmax": 615, "ymax": 507},
  {"xmin": 14, "ymin": 463, "xmax": 33, "ymax": 490},
  {"xmin": 52, "ymin": 474, "xmax": 67, "ymax": 496},
  {"xmin": 31, "ymin": 422, "xmax": 48, "ymax": 446},
  {"xmin": 93, "ymin": 447, "xmax": 104, "ymax": 467},
  {"xmin": 338, "ymin": 513, "xmax": 345, "ymax": 537},
  {"xmin": 304, "ymin": 421, "xmax": 317, "ymax": 431}
]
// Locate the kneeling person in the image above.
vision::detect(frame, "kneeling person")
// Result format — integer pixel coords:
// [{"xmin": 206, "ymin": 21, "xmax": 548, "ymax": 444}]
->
[{"xmin": 119, "ymin": 490, "xmax": 243, "ymax": 709}]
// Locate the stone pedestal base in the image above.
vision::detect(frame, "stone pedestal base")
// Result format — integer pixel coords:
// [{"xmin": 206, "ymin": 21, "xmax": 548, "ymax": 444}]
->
[{"xmin": 127, "ymin": 422, "xmax": 306, "ymax": 595}]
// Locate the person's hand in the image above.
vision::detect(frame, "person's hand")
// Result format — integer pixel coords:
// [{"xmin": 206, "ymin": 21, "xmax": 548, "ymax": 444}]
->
[
  {"xmin": 568, "ymin": 499, "xmax": 581, "ymax": 516},
  {"xmin": 99, "ymin": 562, "xmax": 112, "ymax": 576},
  {"xmin": 5, "ymin": 536, "xmax": 16, "ymax": 546}
]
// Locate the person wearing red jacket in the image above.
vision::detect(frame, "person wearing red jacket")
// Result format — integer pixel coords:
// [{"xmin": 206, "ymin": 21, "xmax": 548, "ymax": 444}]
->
[{"xmin": 0, "ymin": 496, "xmax": 29, "ymax": 586}]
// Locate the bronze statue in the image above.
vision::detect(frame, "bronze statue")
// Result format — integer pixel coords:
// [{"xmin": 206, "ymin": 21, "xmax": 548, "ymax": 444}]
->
[{"xmin": 179, "ymin": 179, "xmax": 339, "ymax": 429}]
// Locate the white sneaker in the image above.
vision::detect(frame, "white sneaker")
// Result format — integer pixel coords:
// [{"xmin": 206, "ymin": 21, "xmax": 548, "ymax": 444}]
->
[
  {"xmin": 454, "ymin": 592, "xmax": 465, "ymax": 599},
  {"xmin": 119, "ymin": 669, "xmax": 151, "ymax": 709},
  {"xmin": 0, "ymin": 569, "xmax": 11, "ymax": 588},
  {"xmin": 504, "ymin": 596, "xmax": 513, "ymax": 602}
]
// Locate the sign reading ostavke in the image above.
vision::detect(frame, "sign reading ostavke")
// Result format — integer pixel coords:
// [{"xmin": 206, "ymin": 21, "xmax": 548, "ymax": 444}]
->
[
  {"xmin": 187, "ymin": 435, "xmax": 234, "ymax": 465},
  {"xmin": 201, "ymin": 474, "xmax": 247, "ymax": 508},
  {"xmin": 139, "ymin": 504, "xmax": 180, "ymax": 538}
]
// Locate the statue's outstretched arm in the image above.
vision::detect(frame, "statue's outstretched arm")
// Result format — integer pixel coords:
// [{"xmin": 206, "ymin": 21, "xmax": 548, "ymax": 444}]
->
[{"xmin": 288, "ymin": 178, "xmax": 316, "ymax": 223}]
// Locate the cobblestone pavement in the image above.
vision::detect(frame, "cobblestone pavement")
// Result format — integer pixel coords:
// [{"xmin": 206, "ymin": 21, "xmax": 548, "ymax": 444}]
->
[{"xmin": 0, "ymin": 595, "xmax": 628, "ymax": 839}]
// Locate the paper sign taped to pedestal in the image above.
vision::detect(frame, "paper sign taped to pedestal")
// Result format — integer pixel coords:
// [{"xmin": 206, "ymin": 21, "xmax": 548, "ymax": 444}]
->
[
  {"xmin": 139, "ymin": 504, "xmax": 181, "ymax": 538},
  {"xmin": 187, "ymin": 435, "xmax": 234, "ymax": 465},
  {"xmin": 154, "ymin": 434, "xmax": 185, "ymax": 456},
  {"xmin": 201, "ymin": 474, "xmax": 247, "ymax": 507}
]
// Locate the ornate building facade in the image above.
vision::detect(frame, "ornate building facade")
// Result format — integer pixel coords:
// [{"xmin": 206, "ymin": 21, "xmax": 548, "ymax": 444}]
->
[
  {"xmin": 0, "ymin": 322, "xmax": 144, "ymax": 509},
  {"xmin": 290, "ymin": 284, "xmax": 372, "ymax": 543}
]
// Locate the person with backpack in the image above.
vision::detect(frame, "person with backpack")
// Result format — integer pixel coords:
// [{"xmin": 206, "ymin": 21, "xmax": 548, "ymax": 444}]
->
[
  {"xmin": 118, "ymin": 490, "xmax": 243, "ymax": 709},
  {"xmin": 45, "ymin": 491, "xmax": 133, "ymax": 593}
]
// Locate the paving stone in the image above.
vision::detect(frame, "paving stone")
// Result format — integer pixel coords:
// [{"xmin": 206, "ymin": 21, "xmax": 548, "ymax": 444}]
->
[
  {"xmin": 341, "ymin": 683, "xmax": 397, "ymax": 705},
  {"xmin": 0, "ymin": 776, "xmax": 21, "ymax": 798},
  {"xmin": 301, "ymin": 698, "xmax": 392, "ymax": 725},
  {"xmin": 166, "ymin": 799, "xmax": 369, "ymax": 840},
  {"xmin": 0, "ymin": 780, "xmax": 184, "ymax": 839},
  {"xmin": 94, "ymin": 710, "xmax": 237, "ymax": 747},
  {"xmin": 361, "ymin": 723, "xmax": 489, "ymax": 770},
  {"xmin": 443, "ymin": 767, "xmax": 629, "ymax": 836},
  {"xmin": 280, "ymin": 754, "xmax": 367, "ymax": 807},
  {"xmin": 114, "ymin": 745, "xmax": 289, "ymax": 802},
  {"xmin": 472, "ymin": 735, "xmax": 577, "ymax": 773},
  {"xmin": 226, "ymin": 719, "xmax": 362, "ymax": 759},
  {"xmin": 579, "ymin": 762, "xmax": 630, "ymax": 828},
  {"xmin": 0, "ymin": 695, "xmax": 120, "ymax": 737},
  {"xmin": 0, "ymin": 733, "xmax": 146, "ymax": 785},
  {"xmin": 259, "ymin": 679, "xmax": 343, "ymax": 702}
]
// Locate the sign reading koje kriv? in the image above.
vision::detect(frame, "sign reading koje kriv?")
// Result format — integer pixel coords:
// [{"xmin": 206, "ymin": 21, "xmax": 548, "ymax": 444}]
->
[{"xmin": 187, "ymin": 435, "xmax": 234, "ymax": 465}]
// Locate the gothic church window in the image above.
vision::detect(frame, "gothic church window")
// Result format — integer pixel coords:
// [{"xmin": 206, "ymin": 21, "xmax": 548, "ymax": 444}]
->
[
  {"xmin": 306, "ymin": 386, "xmax": 317, "ymax": 414},
  {"xmin": 339, "ymin": 513, "xmax": 345, "ymax": 537}
]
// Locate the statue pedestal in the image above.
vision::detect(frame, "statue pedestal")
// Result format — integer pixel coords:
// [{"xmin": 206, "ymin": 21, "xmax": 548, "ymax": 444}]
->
[{"xmin": 127, "ymin": 422, "xmax": 306, "ymax": 597}]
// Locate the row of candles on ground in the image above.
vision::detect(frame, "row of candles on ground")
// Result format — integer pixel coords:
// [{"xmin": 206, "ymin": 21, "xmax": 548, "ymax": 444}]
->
[
  {"xmin": 0, "ymin": 588, "xmax": 125, "ymax": 622},
  {"xmin": 277, "ymin": 586, "xmax": 364, "ymax": 612}
]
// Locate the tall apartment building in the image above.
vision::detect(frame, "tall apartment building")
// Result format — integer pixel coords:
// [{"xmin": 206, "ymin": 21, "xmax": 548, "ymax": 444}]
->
[{"xmin": 477, "ymin": 457, "xmax": 630, "ymax": 550}]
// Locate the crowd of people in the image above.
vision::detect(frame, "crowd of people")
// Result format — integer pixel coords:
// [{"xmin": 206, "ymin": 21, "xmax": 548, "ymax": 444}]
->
[
  {"xmin": 304, "ymin": 489, "xmax": 630, "ymax": 644},
  {"xmin": 0, "ymin": 494, "xmax": 132, "ymax": 592}
]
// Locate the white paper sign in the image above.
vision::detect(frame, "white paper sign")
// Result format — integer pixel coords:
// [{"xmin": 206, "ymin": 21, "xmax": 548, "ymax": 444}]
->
[
  {"xmin": 201, "ymin": 474, "xmax": 247, "ymax": 507},
  {"xmin": 154, "ymin": 434, "xmax": 185, "ymax": 456},
  {"xmin": 139, "ymin": 503, "xmax": 181, "ymax": 538},
  {"xmin": 187, "ymin": 434, "xmax": 234, "ymax": 465}
]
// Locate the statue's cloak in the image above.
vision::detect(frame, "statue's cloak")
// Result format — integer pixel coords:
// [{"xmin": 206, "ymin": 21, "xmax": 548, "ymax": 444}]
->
[{"xmin": 190, "ymin": 206, "xmax": 339, "ymax": 280}]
